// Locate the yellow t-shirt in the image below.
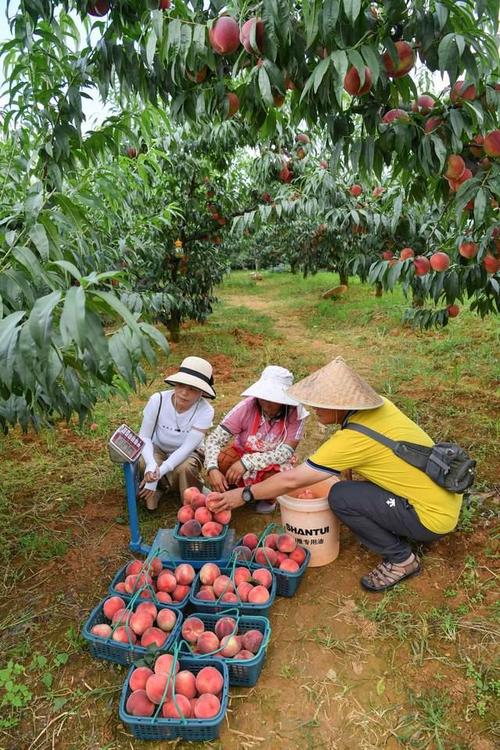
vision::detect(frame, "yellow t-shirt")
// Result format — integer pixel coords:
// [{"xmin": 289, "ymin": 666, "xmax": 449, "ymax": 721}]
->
[{"xmin": 308, "ymin": 398, "xmax": 463, "ymax": 534}]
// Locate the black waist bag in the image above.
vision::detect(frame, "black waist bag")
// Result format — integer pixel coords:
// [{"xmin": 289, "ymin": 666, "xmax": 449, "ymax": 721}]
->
[{"xmin": 345, "ymin": 423, "xmax": 476, "ymax": 494}]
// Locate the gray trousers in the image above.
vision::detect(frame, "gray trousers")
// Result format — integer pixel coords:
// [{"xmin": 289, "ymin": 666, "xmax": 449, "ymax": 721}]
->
[{"xmin": 328, "ymin": 480, "xmax": 444, "ymax": 563}]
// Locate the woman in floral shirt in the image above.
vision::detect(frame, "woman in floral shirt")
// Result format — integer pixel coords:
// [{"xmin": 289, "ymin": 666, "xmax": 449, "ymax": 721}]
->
[{"xmin": 204, "ymin": 366, "xmax": 308, "ymax": 513}]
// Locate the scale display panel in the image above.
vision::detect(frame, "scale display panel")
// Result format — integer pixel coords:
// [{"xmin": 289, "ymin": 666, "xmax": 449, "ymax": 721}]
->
[{"xmin": 109, "ymin": 424, "xmax": 144, "ymax": 462}]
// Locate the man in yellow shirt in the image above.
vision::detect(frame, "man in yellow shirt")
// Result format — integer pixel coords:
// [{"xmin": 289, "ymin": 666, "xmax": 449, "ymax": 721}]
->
[{"xmin": 210, "ymin": 357, "xmax": 463, "ymax": 592}]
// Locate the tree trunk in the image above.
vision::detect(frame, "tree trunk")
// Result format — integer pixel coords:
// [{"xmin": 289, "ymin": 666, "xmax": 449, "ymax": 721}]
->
[
  {"xmin": 375, "ymin": 282, "xmax": 383, "ymax": 297},
  {"xmin": 339, "ymin": 269, "xmax": 349, "ymax": 286},
  {"xmin": 168, "ymin": 313, "xmax": 181, "ymax": 342}
]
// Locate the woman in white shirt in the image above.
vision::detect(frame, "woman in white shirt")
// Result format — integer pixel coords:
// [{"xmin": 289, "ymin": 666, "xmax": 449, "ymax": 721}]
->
[{"xmin": 138, "ymin": 356, "xmax": 215, "ymax": 509}]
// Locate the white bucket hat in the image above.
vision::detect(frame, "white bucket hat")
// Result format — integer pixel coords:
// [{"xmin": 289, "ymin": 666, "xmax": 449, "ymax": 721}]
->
[
  {"xmin": 287, "ymin": 356, "xmax": 383, "ymax": 410},
  {"xmin": 241, "ymin": 366, "xmax": 301, "ymax": 407},
  {"xmin": 164, "ymin": 356, "xmax": 216, "ymax": 399}
]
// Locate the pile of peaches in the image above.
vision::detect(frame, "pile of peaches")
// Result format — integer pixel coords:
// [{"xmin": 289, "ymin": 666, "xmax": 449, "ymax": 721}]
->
[
  {"xmin": 112, "ymin": 558, "xmax": 197, "ymax": 605},
  {"xmin": 176, "ymin": 486, "xmax": 231, "ymax": 538},
  {"xmin": 192, "ymin": 562, "xmax": 273, "ymax": 604},
  {"xmin": 90, "ymin": 596, "xmax": 178, "ymax": 649},
  {"xmin": 182, "ymin": 614, "xmax": 264, "ymax": 660},
  {"xmin": 234, "ymin": 531, "xmax": 307, "ymax": 573}
]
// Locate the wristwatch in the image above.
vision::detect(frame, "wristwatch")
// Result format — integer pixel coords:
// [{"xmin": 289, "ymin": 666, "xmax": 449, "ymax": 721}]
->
[{"xmin": 242, "ymin": 486, "xmax": 254, "ymax": 504}]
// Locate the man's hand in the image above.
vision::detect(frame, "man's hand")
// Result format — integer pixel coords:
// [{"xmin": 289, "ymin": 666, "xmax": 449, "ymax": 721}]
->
[
  {"xmin": 208, "ymin": 468, "xmax": 229, "ymax": 493},
  {"xmin": 144, "ymin": 467, "xmax": 160, "ymax": 483},
  {"xmin": 207, "ymin": 487, "xmax": 245, "ymax": 512},
  {"xmin": 138, "ymin": 478, "xmax": 157, "ymax": 501},
  {"xmin": 225, "ymin": 460, "xmax": 246, "ymax": 486}
]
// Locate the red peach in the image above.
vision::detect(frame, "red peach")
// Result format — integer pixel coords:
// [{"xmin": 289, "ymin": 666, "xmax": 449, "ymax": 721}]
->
[
  {"xmin": 175, "ymin": 563, "xmax": 196, "ymax": 586},
  {"xmin": 450, "ymin": 80, "xmax": 477, "ymax": 103},
  {"xmin": 412, "ymin": 94, "xmax": 435, "ymax": 113},
  {"xmin": 234, "ymin": 567, "xmax": 252, "ymax": 586},
  {"xmin": 240, "ymin": 17, "xmax": 265, "ymax": 54},
  {"xmin": 221, "ymin": 592, "xmax": 239, "ymax": 602},
  {"xmin": 213, "ymin": 510, "xmax": 231, "ymax": 525},
  {"xmin": 148, "ymin": 557, "xmax": 163, "ymax": 577},
  {"xmin": 220, "ymin": 634, "xmax": 242, "ymax": 657},
  {"xmin": 126, "ymin": 689, "xmax": 154, "ymax": 717},
  {"xmin": 484, "ymin": 129, "xmax": 500, "ymax": 157},
  {"xmin": 177, "ymin": 505, "xmax": 195, "ymax": 523},
  {"xmin": 382, "ymin": 108, "xmax": 410, "ymax": 124},
  {"xmin": 141, "ymin": 627, "xmax": 167, "ymax": 649},
  {"xmin": 195, "ymin": 666, "xmax": 224, "ymax": 695},
  {"xmin": 155, "ymin": 591, "xmax": 172, "ymax": 603},
  {"xmin": 194, "ymin": 692, "xmax": 221, "ymax": 719},
  {"xmin": 172, "ymin": 584, "xmax": 190, "ymax": 602},
  {"xmin": 182, "ymin": 617, "xmax": 205, "ymax": 643},
  {"xmin": 154, "ymin": 654, "xmax": 179, "ymax": 676},
  {"xmin": 447, "ymin": 304, "xmax": 460, "ymax": 318},
  {"xmin": 241, "ymin": 629, "xmax": 264, "ymax": 654},
  {"xmin": 208, "ymin": 15, "xmax": 240, "ymax": 55},
  {"xmin": 414, "ymin": 257, "xmax": 430, "ymax": 276},
  {"xmin": 430, "ymin": 252, "xmax": 450, "ymax": 272},
  {"xmin": 235, "ymin": 649, "xmax": 255, "ymax": 660},
  {"xmin": 103, "ymin": 596, "xmax": 125, "ymax": 620},
  {"xmin": 90, "ymin": 623, "xmax": 112, "ymax": 639},
  {"xmin": 195, "ymin": 507, "xmax": 213, "ymax": 525},
  {"xmin": 275, "ymin": 551, "xmax": 288, "ymax": 565},
  {"xmin": 199, "ymin": 562, "xmax": 221, "ymax": 585},
  {"xmin": 201, "ymin": 521, "xmax": 224, "ymax": 537},
  {"xmin": 276, "ymin": 533, "xmax": 297, "ymax": 553},
  {"xmin": 289, "ymin": 546, "xmax": 307, "ymax": 565},
  {"xmin": 114, "ymin": 582, "xmax": 128, "ymax": 594},
  {"xmin": 156, "ymin": 608, "xmax": 177, "ymax": 632},
  {"xmin": 382, "ymin": 40, "xmax": 415, "ymax": 78},
  {"xmin": 112, "ymin": 626, "xmax": 137, "ymax": 644},
  {"xmin": 236, "ymin": 581, "xmax": 253, "ymax": 602},
  {"xmin": 343, "ymin": 65, "xmax": 372, "ymax": 96},
  {"xmin": 145, "ymin": 672, "xmax": 171, "ymax": 704},
  {"xmin": 483, "ymin": 254, "xmax": 500, "ymax": 273},
  {"xmin": 232, "ymin": 545, "xmax": 253, "ymax": 561},
  {"xmin": 197, "ymin": 631, "xmax": 220, "ymax": 654},
  {"xmin": 248, "ymin": 585, "xmax": 270, "ymax": 604},
  {"xmin": 125, "ymin": 559, "xmax": 143, "ymax": 577},
  {"xmin": 173, "ymin": 671, "xmax": 197, "ymax": 699},
  {"xmin": 400, "ymin": 247, "xmax": 415, "ymax": 260},
  {"xmin": 214, "ymin": 617, "xmax": 237, "ymax": 640},
  {"xmin": 136, "ymin": 601, "xmax": 158, "ymax": 620},
  {"xmin": 279, "ymin": 558, "xmax": 300, "ymax": 572},
  {"xmin": 349, "ymin": 184, "xmax": 362, "ymax": 197},
  {"xmin": 254, "ymin": 547, "xmax": 277, "ymax": 566},
  {"xmin": 242, "ymin": 533, "xmax": 259, "ymax": 549},
  {"xmin": 459, "ymin": 242, "xmax": 478, "ymax": 259},
  {"xmin": 251, "ymin": 568, "xmax": 273, "ymax": 588},
  {"xmin": 191, "ymin": 494, "xmax": 207, "ymax": 510},
  {"xmin": 180, "ymin": 519, "xmax": 202, "ymax": 537},
  {"xmin": 197, "ymin": 588, "xmax": 216, "ymax": 601},
  {"xmin": 264, "ymin": 533, "xmax": 279, "ymax": 549},
  {"xmin": 129, "ymin": 611, "xmax": 154, "ymax": 636},
  {"xmin": 424, "ymin": 116, "xmax": 443, "ymax": 133},
  {"xmin": 130, "ymin": 666, "xmax": 154, "ymax": 692},
  {"xmin": 445, "ymin": 154, "xmax": 466, "ymax": 180},
  {"xmin": 156, "ymin": 570, "xmax": 177, "ymax": 593},
  {"xmin": 213, "ymin": 575, "xmax": 234, "ymax": 597},
  {"xmin": 183, "ymin": 486, "xmax": 200, "ymax": 505},
  {"xmin": 162, "ymin": 693, "xmax": 192, "ymax": 718},
  {"xmin": 112, "ymin": 608, "xmax": 131, "ymax": 626}
]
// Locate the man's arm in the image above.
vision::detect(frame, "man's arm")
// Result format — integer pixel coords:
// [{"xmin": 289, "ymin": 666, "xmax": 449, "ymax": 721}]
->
[{"xmin": 207, "ymin": 462, "xmax": 336, "ymax": 512}]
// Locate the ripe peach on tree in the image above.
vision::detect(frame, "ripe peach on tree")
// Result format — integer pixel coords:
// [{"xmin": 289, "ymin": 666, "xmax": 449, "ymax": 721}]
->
[{"xmin": 209, "ymin": 16, "xmax": 240, "ymax": 55}]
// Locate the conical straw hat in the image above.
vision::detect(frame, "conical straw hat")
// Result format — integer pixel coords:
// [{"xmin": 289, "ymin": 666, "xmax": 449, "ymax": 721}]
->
[{"xmin": 286, "ymin": 357, "xmax": 384, "ymax": 410}]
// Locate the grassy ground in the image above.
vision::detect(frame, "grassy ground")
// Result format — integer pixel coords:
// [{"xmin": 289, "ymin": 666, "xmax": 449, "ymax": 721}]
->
[{"xmin": 0, "ymin": 270, "xmax": 498, "ymax": 750}]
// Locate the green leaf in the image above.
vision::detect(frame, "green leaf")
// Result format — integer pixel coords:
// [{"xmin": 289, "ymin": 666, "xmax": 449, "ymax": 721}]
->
[
  {"xmin": 438, "ymin": 34, "xmax": 458, "ymax": 74},
  {"xmin": 258, "ymin": 66, "xmax": 273, "ymax": 105},
  {"xmin": 320, "ymin": 0, "xmax": 340, "ymax": 37},
  {"xmin": 91, "ymin": 290, "xmax": 142, "ymax": 335},
  {"xmin": 145, "ymin": 29, "xmax": 157, "ymax": 68},
  {"xmin": 313, "ymin": 56, "xmax": 331, "ymax": 94},
  {"xmin": 28, "ymin": 291, "xmax": 61, "ymax": 349},
  {"xmin": 29, "ymin": 223, "xmax": 50, "ymax": 259},
  {"xmin": 430, "ymin": 135, "xmax": 447, "ymax": 171},
  {"xmin": 343, "ymin": 0, "xmax": 361, "ymax": 24},
  {"xmin": 473, "ymin": 188, "xmax": 487, "ymax": 225},
  {"xmin": 60, "ymin": 286, "xmax": 86, "ymax": 348},
  {"xmin": 361, "ymin": 44, "xmax": 380, "ymax": 83},
  {"xmin": 449, "ymin": 109, "xmax": 464, "ymax": 139}
]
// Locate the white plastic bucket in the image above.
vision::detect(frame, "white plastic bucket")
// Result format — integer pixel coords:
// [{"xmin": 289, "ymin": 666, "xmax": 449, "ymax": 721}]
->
[{"xmin": 277, "ymin": 478, "xmax": 340, "ymax": 567}]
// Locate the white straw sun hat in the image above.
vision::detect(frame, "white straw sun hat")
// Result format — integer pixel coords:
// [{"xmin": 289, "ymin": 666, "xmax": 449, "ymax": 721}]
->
[
  {"xmin": 286, "ymin": 356, "xmax": 384, "ymax": 410},
  {"xmin": 164, "ymin": 356, "xmax": 216, "ymax": 399},
  {"xmin": 241, "ymin": 366, "xmax": 301, "ymax": 407}
]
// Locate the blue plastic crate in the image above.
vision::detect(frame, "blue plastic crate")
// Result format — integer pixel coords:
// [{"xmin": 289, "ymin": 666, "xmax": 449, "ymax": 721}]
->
[
  {"xmin": 173, "ymin": 522, "xmax": 228, "ymax": 561},
  {"xmin": 235, "ymin": 537, "xmax": 311, "ymax": 597},
  {"xmin": 119, "ymin": 655, "xmax": 229, "ymax": 741},
  {"xmin": 189, "ymin": 565, "xmax": 276, "ymax": 618},
  {"xmin": 82, "ymin": 598, "xmax": 183, "ymax": 666},
  {"xmin": 182, "ymin": 611, "xmax": 271, "ymax": 687},
  {"xmin": 150, "ymin": 527, "xmax": 237, "ymax": 568},
  {"xmin": 108, "ymin": 561, "xmax": 191, "ymax": 610}
]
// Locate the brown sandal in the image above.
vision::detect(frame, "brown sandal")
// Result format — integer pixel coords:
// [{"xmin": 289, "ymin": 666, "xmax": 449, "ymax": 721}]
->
[{"xmin": 361, "ymin": 555, "xmax": 421, "ymax": 592}]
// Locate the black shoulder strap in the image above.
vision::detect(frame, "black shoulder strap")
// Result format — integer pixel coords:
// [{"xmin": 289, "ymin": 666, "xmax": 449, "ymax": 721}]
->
[
  {"xmin": 151, "ymin": 392, "xmax": 163, "ymax": 438},
  {"xmin": 344, "ymin": 422, "xmax": 400, "ymax": 451}
]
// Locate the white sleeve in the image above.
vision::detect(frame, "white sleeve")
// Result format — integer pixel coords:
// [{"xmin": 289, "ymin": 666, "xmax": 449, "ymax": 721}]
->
[
  {"xmin": 139, "ymin": 393, "xmax": 162, "ymax": 472},
  {"xmin": 158, "ymin": 428, "xmax": 204, "ymax": 478},
  {"xmin": 192, "ymin": 400, "xmax": 214, "ymax": 431}
]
